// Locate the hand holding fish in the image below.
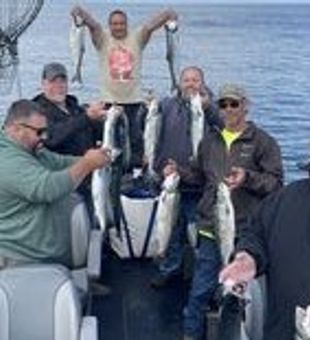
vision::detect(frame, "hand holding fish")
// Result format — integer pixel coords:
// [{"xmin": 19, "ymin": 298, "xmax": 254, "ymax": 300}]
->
[
  {"xmin": 71, "ymin": 6, "xmax": 84, "ymax": 21},
  {"xmin": 83, "ymin": 147, "xmax": 112, "ymax": 170},
  {"xmin": 224, "ymin": 166, "xmax": 246, "ymax": 190},
  {"xmin": 219, "ymin": 251, "xmax": 257, "ymax": 287},
  {"xmin": 163, "ymin": 158, "xmax": 178, "ymax": 178},
  {"xmin": 85, "ymin": 101, "xmax": 108, "ymax": 121}
]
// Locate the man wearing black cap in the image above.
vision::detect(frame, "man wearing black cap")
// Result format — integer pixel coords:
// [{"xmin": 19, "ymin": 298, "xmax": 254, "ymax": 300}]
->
[{"xmin": 33, "ymin": 62, "xmax": 107, "ymax": 221}]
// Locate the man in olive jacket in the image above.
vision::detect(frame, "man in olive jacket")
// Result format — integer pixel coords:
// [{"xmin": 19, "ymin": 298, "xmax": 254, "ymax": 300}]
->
[{"xmin": 0, "ymin": 99, "xmax": 110, "ymax": 269}]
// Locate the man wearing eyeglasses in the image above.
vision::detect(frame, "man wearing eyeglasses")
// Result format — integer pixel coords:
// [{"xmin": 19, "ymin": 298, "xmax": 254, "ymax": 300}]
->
[
  {"xmin": 199, "ymin": 83, "xmax": 283, "ymax": 340},
  {"xmin": 203, "ymin": 83, "xmax": 283, "ymax": 229},
  {"xmin": 0, "ymin": 99, "xmax": 111, "ymax": 269},
  {"xmin": 163, "ymin": 83, "xmax": 283, "ymax": 340}
]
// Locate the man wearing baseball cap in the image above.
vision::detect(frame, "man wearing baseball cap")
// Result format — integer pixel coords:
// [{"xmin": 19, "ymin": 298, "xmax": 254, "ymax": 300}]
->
[
  {"xmin": 166, "ymin": 83, "xmax": 283, "ymax": 339},
  {"xmin": 33, "ymin": 62, "xmax": 107, "ymax": 223},
  {"xmin": 41, "ymin": 62, "xmax": 68, "ymax": 80}
]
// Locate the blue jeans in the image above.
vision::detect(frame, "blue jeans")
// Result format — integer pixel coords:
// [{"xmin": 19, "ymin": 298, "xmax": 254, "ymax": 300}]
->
[
  {"xmin": 184, "ymin": 236, "xmax": 222, "ymax": 339},
  {"xmin": 159, "ymin": 192, "xmax": 200, "ymax": 276}
]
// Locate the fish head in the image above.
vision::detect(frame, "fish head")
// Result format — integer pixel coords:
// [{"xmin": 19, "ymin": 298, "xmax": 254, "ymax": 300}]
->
[
  {"xmin": 162, "ymin": 173, "xmax": 180, "ymax": 192},
  {"xmin": 106, "ymin": 105, "xmax": 123, "ymax": 122},
  {"xmin": 190, "ymin": 93, "xmax": 203, "ymax": 115},
  {"xmin": 110, "ymin": 148, "xmax": 122, "ymax": 162}
]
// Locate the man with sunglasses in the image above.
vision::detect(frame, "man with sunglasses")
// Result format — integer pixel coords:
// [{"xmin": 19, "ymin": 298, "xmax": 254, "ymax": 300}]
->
[
  {"xmin": 163, "ymin": 83, "xmax": 283, "ymax": 340},
  {"xmin": 33, "ymin": 62, "xmax": 107, "ymax": 223},
  {"xmin": 0, "ymin": 99, "xmax": 111, "ymax": 269},
  {"xmin": 203, "ymin": 84, "xmax": 283, "ymax": 340},
  {"xmin": 206, "ymin": 83, "xmax": 283, "ymax": 230}
]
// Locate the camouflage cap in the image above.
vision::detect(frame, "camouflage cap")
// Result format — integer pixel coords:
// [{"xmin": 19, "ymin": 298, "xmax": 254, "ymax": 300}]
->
[{"xmin": 218, "ymin": 83, "xmax": 247, "ymax": 101}]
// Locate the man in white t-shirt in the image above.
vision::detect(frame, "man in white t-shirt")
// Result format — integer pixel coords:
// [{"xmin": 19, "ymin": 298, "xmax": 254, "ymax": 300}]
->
[{"xmin": 71, "ymin": 6, "xmax": 177, "ymax": 169}]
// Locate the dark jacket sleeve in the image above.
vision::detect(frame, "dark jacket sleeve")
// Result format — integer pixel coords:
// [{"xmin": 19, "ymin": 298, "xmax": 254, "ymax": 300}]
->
[
  {"xmin": 242, "ymin": 131, "xmax": 283, "ymax": 196},
  {"xmin": 33, "ymin": 95, "xmax": 93, "ymax": 149},
  {"xmin": 195, "ymin": 170, "xmax": 218, "ymax": 230},
  {"xmin": 235, "ymin": 190, "xmax": 282, "ymax": 276},
  {"xmin": 177, "ymin": 138, "xmax": 206, "ymax": 187},
  {"xmin": 46, "ymin": 115, "xmax": 91, "ymax": 149}
]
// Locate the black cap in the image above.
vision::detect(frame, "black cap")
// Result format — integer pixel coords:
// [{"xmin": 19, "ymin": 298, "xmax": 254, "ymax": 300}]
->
[{"xmin": 42, "ymin": 62, "xmax": 67, "ymax": 80}]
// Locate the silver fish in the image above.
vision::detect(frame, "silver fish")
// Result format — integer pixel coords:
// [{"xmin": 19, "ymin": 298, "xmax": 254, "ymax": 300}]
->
[
  {"xmin": 190, "ymin": 93, "xmax": 205, "ymax": 158},
  {"xmin": 153, "ymin": 173, "xmax": 180, "ymax": 257},
  {"xmin": 216, "ymin": 182, "xmax": 235, "ymax": 265},
  {"xmin": 143, "ymin": 93, "xmax": 161, "ymax": 177},
  {"xmin": 296, "ymin": 306, "xmax": 310, "ymax": 340},
  {"xmin": 109, "ymin": 172, "xmax": 180, "ymax": 258},
  {"xmin": 91, "ymin": 105, "xmax": 122, "ymax": 232},
  {"xmin": 69, "ymin": 15, "xmax": 85, "ymax": 84},
  {"xmin": 165, "ymin": 20, "xmax": 178, "ymax": 93}
]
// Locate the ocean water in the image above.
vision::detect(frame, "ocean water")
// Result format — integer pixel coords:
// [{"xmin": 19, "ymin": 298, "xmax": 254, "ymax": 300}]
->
[{"xmin": 1, "ymin": 2, "xmax": 310, "ymax": 182}]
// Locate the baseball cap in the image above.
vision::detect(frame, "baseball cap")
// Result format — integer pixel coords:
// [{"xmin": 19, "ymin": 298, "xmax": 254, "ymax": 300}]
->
[
  {"xmin": 218, "ymin": 83, "xmax": 247, "ymax": 101},
  {"xmin": 42, "ymin": 62, "xmax": 67, "ymax": 80}
]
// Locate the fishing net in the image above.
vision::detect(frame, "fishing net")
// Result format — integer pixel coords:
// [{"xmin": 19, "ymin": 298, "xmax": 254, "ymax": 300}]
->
[{"xmin": 0, "ymin": 0, "xmax": 44, "ymax": 95}]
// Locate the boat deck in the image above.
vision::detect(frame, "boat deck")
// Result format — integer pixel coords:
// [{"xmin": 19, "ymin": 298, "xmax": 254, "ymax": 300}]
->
[{"xmin": 92, "ymin": 249, "xmax": 188, "ymax": 340}]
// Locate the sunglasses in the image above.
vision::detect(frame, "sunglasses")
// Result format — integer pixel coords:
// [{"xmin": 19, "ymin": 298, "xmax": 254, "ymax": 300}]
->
[
  {"xmin": 19, "ymin": 123, "xmax": 48, "ymax": 138},
  {"xmin": 218, "ymin": 99, "xmax": 241, "ymax": 110}
]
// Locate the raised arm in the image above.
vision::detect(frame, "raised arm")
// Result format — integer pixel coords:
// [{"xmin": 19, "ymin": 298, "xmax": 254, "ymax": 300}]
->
[
  {"xmin": 141, "ymin": 9, "xmax": 178, "ymax": 45},
  {"xmin": 71, "ymin": 5, "xmax": 104, "ymax": 50}
]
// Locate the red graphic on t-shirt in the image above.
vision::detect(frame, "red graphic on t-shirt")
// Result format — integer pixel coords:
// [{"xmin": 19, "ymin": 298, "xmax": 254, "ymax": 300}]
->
[{"xmin": 108, "ymin": 46, "xmax": 134, "ymax": 82}]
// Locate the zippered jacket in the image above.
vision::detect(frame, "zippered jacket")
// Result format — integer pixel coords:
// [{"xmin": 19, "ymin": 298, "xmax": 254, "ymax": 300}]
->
[
  {"xmin": 180, "ymin": 122, "xmax": 283, "ymax": 231},
  {"xmin": 153, "ymin": 95, "xmax": 223, "ymax": 193},
  {"xmin": 33, "ymin": 93, "xmax": 102, "ymax": 199}
]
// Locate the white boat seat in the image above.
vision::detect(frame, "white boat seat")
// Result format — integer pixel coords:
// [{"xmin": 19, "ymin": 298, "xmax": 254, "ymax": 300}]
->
[
  {"xmin": 70, "ymin": 194, "xmax": 103, "ymax": 293},
  {"xmin": 0, "ymin": 264, "xmax": 98, "ymax": 340}
]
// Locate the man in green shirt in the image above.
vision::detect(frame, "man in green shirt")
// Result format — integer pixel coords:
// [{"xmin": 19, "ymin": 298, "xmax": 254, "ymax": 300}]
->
[{"xmin": 0, "ymin": 99, "xmax": 111, "ymax": 268}]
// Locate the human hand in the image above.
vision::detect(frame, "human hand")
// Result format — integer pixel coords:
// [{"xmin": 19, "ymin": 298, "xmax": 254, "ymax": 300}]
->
[
  {"xmin": 86, "ymin": 101, "xmax": 107, "ymax": 121},
  {"xmin": 224, "ymin": 166, "xmax": 246, "ymax": 190},
  {"xmin": 71, "ymin": 6, "xmax": 83, "ymax": 19},
  {"xmin": 83, "ymin": 147, "xmax": 111, "ymax": 171},
  {"xmin": 219, "ymin": 251, "xmax": 256, "ymax": 288},
  {"xmin": 163, "ymin": 158, "xmax": 178, "ymax": 178}
]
